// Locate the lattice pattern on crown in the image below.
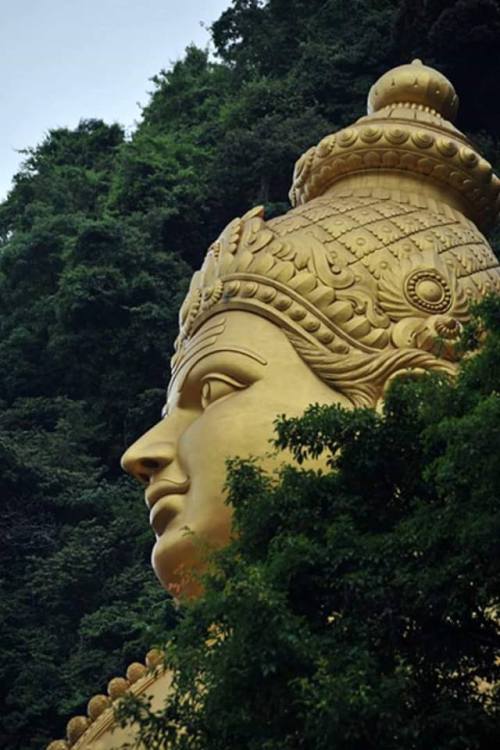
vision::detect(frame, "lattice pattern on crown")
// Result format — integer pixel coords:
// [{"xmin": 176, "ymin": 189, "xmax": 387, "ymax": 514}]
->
[{"xmin": 172, "ymin": 193, "xmax": 500, "ymax": 374}]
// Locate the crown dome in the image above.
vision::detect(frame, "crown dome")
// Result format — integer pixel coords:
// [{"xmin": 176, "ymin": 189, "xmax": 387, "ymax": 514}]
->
[{"xmin": 367, "ymin": 59, "xmax": 459, "ymax": 121}]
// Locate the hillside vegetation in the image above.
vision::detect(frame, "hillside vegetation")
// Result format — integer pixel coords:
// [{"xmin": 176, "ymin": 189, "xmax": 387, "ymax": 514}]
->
[{"xmin": 1, "ymin": 2, "xmax": 499, "ymax": 747}]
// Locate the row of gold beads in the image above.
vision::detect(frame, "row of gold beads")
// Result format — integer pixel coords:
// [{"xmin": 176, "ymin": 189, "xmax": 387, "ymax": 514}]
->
[{"xmin": 46, "ymin": 649, "xmax": 164, "ymax": 750}]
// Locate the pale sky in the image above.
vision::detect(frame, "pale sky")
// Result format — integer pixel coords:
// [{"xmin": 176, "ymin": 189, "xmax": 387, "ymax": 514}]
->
[{"xmin": 0, "ymin": 0, "xmax": 231, "ymax": 200}]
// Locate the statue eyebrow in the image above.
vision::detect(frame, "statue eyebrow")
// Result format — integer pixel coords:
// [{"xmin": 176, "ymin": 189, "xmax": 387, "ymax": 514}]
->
[
  {"xmin": 169, "ymin": 346, "xmax": 268, "ymax": 397},
  {"xmin": 171, "ymin": 318, "xmax": 227, "ymax": 378},
  {"xmin": 182, "ymin": 318, "xmax": 227, "ymax": 356}
]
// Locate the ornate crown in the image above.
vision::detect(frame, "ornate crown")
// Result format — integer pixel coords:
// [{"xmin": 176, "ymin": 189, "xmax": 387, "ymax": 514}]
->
[
  {"xmin": 172, "ymin": 61, "xmax": 500, "ymax": 406},
  {"xmin": 172, "ymin": 193, "xmax": 499, "ymax": 406}
]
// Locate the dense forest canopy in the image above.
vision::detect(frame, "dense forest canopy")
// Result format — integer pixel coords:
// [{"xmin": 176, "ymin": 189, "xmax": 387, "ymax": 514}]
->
[{"xmin": 0, "ymin": 1, "xmax": 499, "ymax": 748}]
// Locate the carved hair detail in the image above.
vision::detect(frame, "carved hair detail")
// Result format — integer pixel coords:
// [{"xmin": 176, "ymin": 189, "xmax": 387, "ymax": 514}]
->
[{"xmin": 285, "ymin": 331, "xmax": 456, "ymax": 408}]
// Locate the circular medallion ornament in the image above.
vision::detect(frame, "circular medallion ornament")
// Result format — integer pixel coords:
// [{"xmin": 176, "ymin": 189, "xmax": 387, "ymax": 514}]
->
[{"xmin": 404, "ymin": 269, "xmax": 452, "ymax": 313}]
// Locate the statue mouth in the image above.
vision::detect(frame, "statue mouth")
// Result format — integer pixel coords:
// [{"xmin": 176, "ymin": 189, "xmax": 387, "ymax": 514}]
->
[
  {"xmin": 145, "ymin": 478, "xmax": 190, "ymax": 509},
  {"xmin": 145, "ymin": 479, "xmax": 190, "ymax": 536}
]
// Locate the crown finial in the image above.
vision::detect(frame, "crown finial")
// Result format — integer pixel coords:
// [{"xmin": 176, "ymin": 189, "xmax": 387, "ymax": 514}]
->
[{"xmin": 367, "ymin": 60, "xmax": 459, "ymax": 122}]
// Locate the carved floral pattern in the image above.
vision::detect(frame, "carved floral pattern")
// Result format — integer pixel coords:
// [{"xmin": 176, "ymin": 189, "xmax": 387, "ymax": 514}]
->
[
  {"xmin": 377, "ymin": 248, "xmax": 469, "ymax": 321},
  {"xmin": 289, "ymin": 84, "xmax": 500, "ymax": 231}
]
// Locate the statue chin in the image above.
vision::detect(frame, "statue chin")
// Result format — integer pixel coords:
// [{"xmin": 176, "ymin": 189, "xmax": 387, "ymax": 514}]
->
[
  {"xmin": 152, "ymin": 535, "xmax": 204, "ymax": 601},
  {"xmin": 151, "ymin": 501, "xmax": 235, "ymax": 599}
]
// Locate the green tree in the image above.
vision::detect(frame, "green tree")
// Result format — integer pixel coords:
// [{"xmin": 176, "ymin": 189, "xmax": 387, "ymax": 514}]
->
[
  {"xmin": 2, "ymin": 1, "xmax": 500, "ymax": 747},
  {"xmin": 0, "ymin": 121, "xmax": 188, "ymax": 748},
  {"xmin": 0, "ymin": 396, "xmax": 177, "ymax": 748}
]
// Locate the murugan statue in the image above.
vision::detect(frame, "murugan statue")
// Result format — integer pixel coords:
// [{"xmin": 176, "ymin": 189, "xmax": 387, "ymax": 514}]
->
[{"xmin": 48, "ymin": 60, "xmax": 500, "ymax": 750}]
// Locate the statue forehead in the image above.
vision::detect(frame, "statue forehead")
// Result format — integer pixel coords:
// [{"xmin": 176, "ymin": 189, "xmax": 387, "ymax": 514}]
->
[{"xmin": 168, "ymin": 313, "xmax": 273, "ymax": 400}]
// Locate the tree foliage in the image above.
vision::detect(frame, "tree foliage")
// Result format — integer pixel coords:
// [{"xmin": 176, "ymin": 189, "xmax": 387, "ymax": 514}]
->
[
  {"xmin": 0, "ymin": 121, "xmax": 185, "ymax": 749},
  {"xmin": 1, "ymin": 1, "xmax": 500, "ymax": 748}
]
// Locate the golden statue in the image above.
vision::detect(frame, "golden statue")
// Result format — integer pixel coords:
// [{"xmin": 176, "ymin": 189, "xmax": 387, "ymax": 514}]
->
[{"xmin": 48, "ymin": 60, "xmax": 500, "ymax": 750}]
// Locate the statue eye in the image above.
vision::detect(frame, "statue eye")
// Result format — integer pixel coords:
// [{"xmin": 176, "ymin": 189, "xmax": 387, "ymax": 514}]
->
[{"xmin": 200, "ymin": 374, "xmax": 245, "ymax": 409}]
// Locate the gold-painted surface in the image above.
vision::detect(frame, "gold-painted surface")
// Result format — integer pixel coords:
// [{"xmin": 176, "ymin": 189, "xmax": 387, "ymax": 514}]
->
[
  {"xmin": 67, "ymin": 669, "xmax": 173, "ymax": 750},
  {"xmin": 52, "ymin": 59, "xmax": 500, "ymax": 750},
  {"xmin": 46, "ymin": 653, "xmax": 168, "ymax": 750},
  {"xmin": 367, "ymin": 59, "xmax": 459, "ymax": 120},
  {"xmin": 290, "ymin": 60, "xmax": 500, "ymax": 230},
  {"xmin": 122, "ymin": 309, "xmax": 351, "ymax": 599},
  {"xmin": 126, "ymin": 661, "xmax": 148, "ymax": 684},
  {"xmin": 86, "ymin": 695, "xmax": 110, "ymax": 722},
  {"xmin": 106, "ymin": 677, "xmax": 129, "ymax": 701},
  {"xmin": 145, "ymin": 648, "xmax": 165, "ymax": 669},
  {"xmin": 66, "ymin": 717, "xmax": 90, "ymax": 746}
]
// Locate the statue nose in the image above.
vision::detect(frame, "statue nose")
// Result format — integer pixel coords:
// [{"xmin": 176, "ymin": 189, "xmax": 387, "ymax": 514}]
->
[{"xmin": 121, "ymin": 438, "xmax": 176, "ymax": 485}]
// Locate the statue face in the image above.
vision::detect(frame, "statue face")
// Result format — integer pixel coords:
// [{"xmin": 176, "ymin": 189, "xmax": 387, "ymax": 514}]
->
[{"xmin": 121, "ymin": 311, "xmax": 350, "ymax": 598}]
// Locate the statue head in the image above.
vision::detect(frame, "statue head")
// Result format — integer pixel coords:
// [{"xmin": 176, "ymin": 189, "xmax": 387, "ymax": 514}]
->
[{"xmin": 121, "ymin": 60, "xmax": 500, "ymax": 598}]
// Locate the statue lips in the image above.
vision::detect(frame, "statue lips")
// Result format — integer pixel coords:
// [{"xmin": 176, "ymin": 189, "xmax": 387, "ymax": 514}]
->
[{"xmin": 145, "ymin": 479, "xmax": 190, "ymax": 536}]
